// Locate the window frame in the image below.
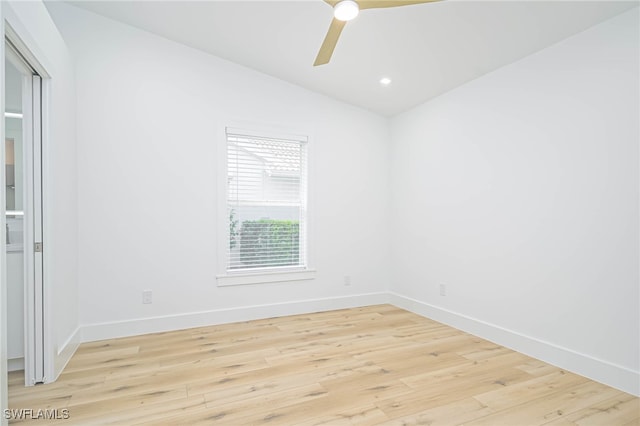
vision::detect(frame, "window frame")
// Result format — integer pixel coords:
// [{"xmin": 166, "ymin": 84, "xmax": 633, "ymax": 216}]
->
[{"xmin": 216, "ymin": 125, "xmax": 316, "ymax": 287}]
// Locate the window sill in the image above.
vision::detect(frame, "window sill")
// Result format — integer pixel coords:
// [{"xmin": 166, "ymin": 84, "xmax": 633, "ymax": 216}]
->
[{"xmin": 216, "ymin": 269, "xmax": 317, "ymax": 287}]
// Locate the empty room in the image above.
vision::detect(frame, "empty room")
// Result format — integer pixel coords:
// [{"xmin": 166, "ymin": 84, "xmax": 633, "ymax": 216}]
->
[{"xmin": 1, "ymin": 0, "xmax": 639, "ymax": 424}]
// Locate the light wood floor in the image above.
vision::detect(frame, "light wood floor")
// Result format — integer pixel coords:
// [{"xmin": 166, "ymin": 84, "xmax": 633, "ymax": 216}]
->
[{"xmin": 8, "ymin": 305, "xmax": 639, "ymax": 425}]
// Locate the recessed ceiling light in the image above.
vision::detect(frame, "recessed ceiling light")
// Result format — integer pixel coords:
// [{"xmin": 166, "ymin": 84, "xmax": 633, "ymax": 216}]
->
[
  {"xmin": 380, "ymin": 77, "xmax": 392, "ymax": 86},
  {"xmin": 334, "ymin": 0, "xmax": 359, "ymax": 22}
]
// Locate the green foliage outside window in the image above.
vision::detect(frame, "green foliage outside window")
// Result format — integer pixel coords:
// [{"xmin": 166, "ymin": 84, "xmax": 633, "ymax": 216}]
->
[
  {"xmin": 239, "ymin": 219, "xmax": 299, "ymax": 267},
  {"xmin": 229, "ymin": 209, "xmax": 239, "ymax": 250}
]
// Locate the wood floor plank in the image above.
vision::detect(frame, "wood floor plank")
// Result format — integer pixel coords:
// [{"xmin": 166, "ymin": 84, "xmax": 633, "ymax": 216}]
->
[
  {"xmin": 542, "ymin": 393, "xmax": 640, "ymax": 426},
  {"xmin": 198, "ymin": 383, "xmax": 328, "ymax": 424},
  {"xmin": 227, "ymin": 396, "xmax": 390, "ymax": 426},
  {"xmin": 381, "ymin": 396, "xmax": 493, "ymax": 426},
  {"xmin": 516, "ymin": 358, "xmax": 564, "ymax": 376},
  {"xmin": 7, "ymin": 305, "xmax": 638, "ymax": 425},
  {"xmin": 465, "ymin": 381, "xmax": 627, "ymax": 425},
  {"xmin": 474, "ymin": 369, "xmax": 588, "ymax": 412},
  {"xmin": 101, "ymin": 395, "xmax": 208, "ymax": 425},
  {"xmin": 375, "ymin": 365, "xmax": 533, "ymax": 419},
  {"xmin": 283, "ymin": 403, "xmax": 390, "ymax": 426}
]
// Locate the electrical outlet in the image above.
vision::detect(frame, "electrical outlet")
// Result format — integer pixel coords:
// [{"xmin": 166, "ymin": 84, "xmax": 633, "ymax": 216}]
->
[
  {"xmin": 142, "ymin": 290, "xmax": 153, "ymax": 304},
  {"xmin": 439, "ymin": 283, "xmax": 446, "ymax": 296},
  {"xmin": 344, "ymin": 275, "xmax": 351, "ymax": 286}
]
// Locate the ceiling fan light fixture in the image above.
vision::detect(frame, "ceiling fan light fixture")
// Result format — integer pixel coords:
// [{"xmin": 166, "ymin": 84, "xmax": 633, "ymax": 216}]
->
[{"xmin": 334, "ymin": 0, "xmax": 359, "ymax": 21}]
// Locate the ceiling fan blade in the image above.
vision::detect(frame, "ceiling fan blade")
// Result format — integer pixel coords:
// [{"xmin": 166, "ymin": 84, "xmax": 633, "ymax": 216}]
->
[
  {"xmin": 314, "ymin": 18, "xmax": 347, "ymax": 66},
  {"xmin": 358, "ymin": 0, "xmax": 441, "ymax": 10}
]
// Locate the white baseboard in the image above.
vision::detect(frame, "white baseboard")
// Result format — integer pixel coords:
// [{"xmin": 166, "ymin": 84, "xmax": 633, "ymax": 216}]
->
[
  {"xmin": 80, "ymin": 292, "xmax": 389, "ymax": 343},
  {"xmin": 388, "ymin": 292, "xmax": 640, "ymax": 397},
  {"xmin": 8, "ymin": 357, "xmax": 24, "ymax": 372},
  {"xmin": 53, "ymin": 326, "xmax": 81, "ymax": 381}
]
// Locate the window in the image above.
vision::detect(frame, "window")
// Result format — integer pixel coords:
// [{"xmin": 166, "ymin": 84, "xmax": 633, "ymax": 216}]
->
[{"xmin": 224, "ymin": 128, "xmax": 309, "ymax": 277}]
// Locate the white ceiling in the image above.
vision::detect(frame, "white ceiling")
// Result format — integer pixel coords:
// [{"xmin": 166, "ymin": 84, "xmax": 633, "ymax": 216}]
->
[{"xmin": 65, "ymin": 0, "xmax": 637, "ymax": 116}]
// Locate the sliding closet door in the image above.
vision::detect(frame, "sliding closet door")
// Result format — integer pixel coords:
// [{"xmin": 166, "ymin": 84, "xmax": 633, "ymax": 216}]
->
[{"xmin": 5, "ymin": 40, "xmax": 45, "ymax": 385}]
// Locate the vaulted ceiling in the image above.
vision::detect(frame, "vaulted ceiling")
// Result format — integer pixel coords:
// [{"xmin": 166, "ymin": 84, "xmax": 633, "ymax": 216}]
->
[{"xmin": 65, "ymin": 1, "xmax": 637, "ymax": 116}]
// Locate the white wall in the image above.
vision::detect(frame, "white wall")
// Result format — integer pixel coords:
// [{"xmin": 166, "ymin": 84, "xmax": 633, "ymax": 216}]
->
[
  {"xmin": 390, "ymin": 8, "xmax": 639, "ymax": 395},
  {"xmin": 46, "ymin": 3, "xmax": 390, "ymax": 338},
  {"xmin": 3, "ymin": 0, "xmax": 79, "ymax": 380}
]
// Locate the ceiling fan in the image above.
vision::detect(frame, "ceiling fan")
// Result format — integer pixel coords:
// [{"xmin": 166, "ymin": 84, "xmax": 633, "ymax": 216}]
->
[{"xmin": 314, "ymin": 0, "xmax": 442, "ymax": 66}]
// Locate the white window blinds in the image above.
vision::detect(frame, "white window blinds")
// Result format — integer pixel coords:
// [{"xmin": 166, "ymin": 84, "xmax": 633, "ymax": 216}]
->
[{"xmin": 226, "ymin": 128, "xmax": 308, "ymax": 272}]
